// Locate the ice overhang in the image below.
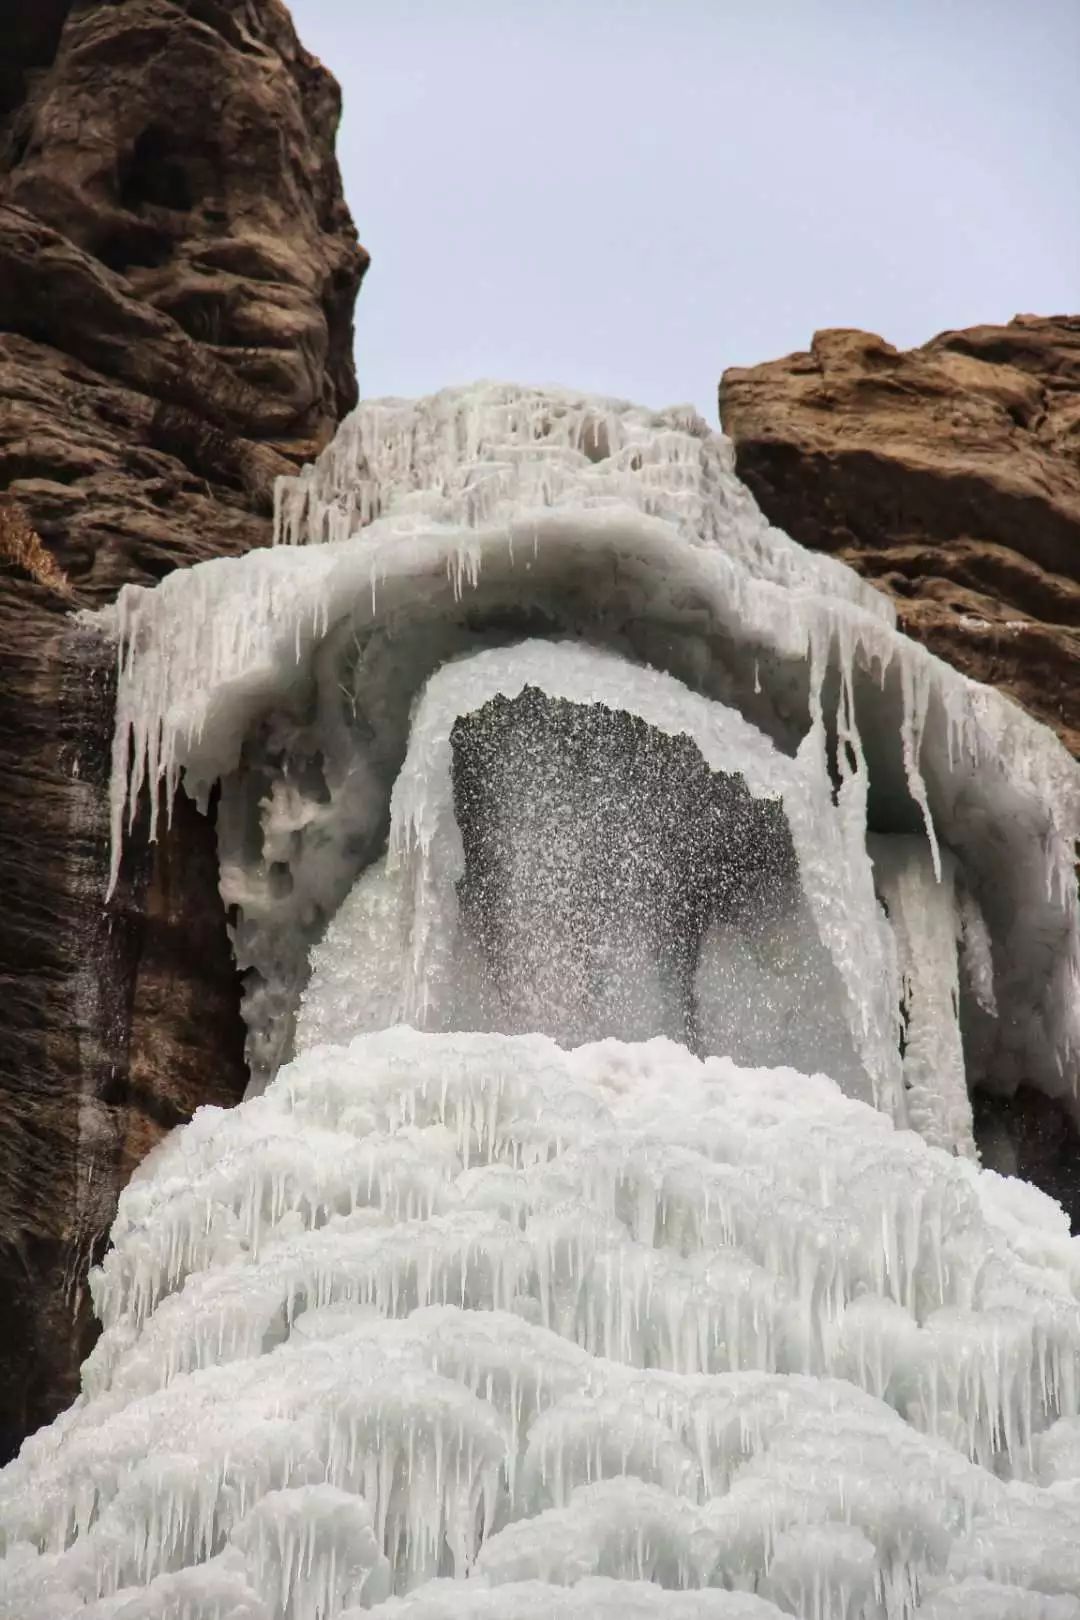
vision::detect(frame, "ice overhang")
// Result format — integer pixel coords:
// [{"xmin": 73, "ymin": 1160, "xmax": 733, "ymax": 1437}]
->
[{"xmin": 88, "ymin": 383, "xmax": 1080, "ymax": 1126}]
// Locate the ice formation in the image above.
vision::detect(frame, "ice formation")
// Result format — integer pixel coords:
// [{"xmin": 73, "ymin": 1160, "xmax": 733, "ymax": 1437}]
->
[
  {"xmin": 3, "ymin": 1033, "xmax": 1080, "ymax": 1618},
  {"xmin": 296, "ymin": 640, "xmax": 875, "ymax": 1104},
  {"xmin": 97, "ymin": 384, "xmax": 1080, "ymax": 1111},
  {"xmin": 4, "ymin": 383, "xmax": 1080, "ymax": 1617}
]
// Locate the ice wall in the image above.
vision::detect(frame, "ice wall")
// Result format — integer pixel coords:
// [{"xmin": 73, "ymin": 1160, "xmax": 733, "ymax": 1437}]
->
[
  {"xmin": 7, "ymin": 381, "xmax": 1079, "ymax": 1616},
  {"xmin": 869, "ymin": 838, "xmax": 974, "ymax": 1156}
]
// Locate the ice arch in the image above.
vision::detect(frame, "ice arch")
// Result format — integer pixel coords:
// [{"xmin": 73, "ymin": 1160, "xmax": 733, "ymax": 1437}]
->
[
  {"xmin": 5, "ymin": 384, "xmax": 1080, "ymax": 1617},
  {"xmin": 296, "ymin": 641, "xmax": 870, "ymax": 1103}
]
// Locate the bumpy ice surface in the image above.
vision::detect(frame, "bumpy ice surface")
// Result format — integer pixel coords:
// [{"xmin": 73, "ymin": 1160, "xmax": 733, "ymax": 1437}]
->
[{"xmin": 2, "ymin": 1032, "xmax": 1080, "ymax": 1618}]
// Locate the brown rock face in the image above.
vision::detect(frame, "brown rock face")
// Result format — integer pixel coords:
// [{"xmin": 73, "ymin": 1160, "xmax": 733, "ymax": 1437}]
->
[
  {"xmin": 0, "ymin": 0, "xmax": 367, "ymax": 1459},
  {"xmin": 719, "ymin": 318, "xmax": 1080, "ymax": 757}
]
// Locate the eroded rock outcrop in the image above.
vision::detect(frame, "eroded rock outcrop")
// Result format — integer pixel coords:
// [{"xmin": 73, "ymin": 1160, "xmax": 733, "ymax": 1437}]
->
[
  {"xmin": 719, "ymin": 317, "xmax": 1080, "ymax": 1228},
  {"xmin": 0, "ymin": 0, "xmax": 366, "ymax": 1458},
  {"xmin": 719, "ymin": 318, "xmax": 1080, "ymax": 756}
]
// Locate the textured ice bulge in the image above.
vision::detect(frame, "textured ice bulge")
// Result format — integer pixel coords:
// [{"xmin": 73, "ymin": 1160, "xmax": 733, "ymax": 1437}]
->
[{"xmin": 5, "ymin": 383, "xmax": 1080, "ymax": 1617}]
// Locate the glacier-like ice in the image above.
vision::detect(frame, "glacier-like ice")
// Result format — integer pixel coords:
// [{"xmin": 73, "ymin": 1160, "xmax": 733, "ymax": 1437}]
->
[{"xmin": 5, "ymin": 382, "xmax": 1080, "ymax": 1617}]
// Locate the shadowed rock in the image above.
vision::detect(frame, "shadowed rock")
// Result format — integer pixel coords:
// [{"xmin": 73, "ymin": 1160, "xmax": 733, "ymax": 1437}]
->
[
  {"xmin": 452, "ymin": 688, "xmax": 799, "ymax": 1051},
  {"xmin": 0, "ymin": 0, "xmax": 366, "ymax": 1458}
]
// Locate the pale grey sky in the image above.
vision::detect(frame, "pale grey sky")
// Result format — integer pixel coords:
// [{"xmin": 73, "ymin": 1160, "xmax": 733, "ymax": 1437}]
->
[{"xmin": 290, "ymin": 0, "xmax": 1078, "ymax": 422}]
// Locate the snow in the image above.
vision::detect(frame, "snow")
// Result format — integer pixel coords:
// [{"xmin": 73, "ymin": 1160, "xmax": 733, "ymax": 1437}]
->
[
  {"xmin": 357, "ymin": 1581, "xmax": 792, "ymax": 1620},
  {"xmin": 8, "ymin": 380, "xmax": 1079, "ymax": 1616}
]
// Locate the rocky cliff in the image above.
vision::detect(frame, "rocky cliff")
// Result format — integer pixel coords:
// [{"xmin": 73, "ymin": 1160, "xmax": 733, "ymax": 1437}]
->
[
  {"xmin": 0, "ymin": 0, "xmax": 366, "ymax": 1459},
  {"xmin": 719, "ymin": 318, "xmax": 1080, "ymax": 757}
]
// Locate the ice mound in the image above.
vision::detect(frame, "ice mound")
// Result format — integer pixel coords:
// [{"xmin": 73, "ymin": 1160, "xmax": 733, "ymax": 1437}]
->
[
  {"xmin": 90, "ymin": 384, "xmax": 1080, "ymax": 1116},
  {"xmin": 2, "ymin": 1031, "xmax": 1079, "ymax": 1617}
]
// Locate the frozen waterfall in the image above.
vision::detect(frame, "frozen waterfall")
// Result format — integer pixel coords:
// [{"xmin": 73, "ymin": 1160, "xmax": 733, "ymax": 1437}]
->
[{"xmin": 3, "ymin": 383, "xmax": 1080, "ymax": 1619}]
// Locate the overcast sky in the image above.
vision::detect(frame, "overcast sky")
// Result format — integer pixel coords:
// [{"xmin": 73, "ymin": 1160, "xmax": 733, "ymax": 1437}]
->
[{"xmin": 289, "ymin": 0, "xmax": 1078, "ymax": 422}]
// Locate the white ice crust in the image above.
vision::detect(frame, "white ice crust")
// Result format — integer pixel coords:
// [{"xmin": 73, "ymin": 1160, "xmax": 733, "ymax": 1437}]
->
[{"xmin": 10, "ymin": 382, "xmax": 1079, "ymax": 1617}]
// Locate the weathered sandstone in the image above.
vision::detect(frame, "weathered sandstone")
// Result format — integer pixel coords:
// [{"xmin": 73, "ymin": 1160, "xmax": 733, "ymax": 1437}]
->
[{"xmin": 0, "ymin": 0, "xmax": 366, "ymax": 1458}]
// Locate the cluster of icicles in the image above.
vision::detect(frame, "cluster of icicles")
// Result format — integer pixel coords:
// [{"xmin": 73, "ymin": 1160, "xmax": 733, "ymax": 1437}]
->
[
  {"xmin": 100, "ymin": 386, "xmax": 1080, "ymax": 1105},
  {"xmin": 3, "ymin": 1031, "xmax": 1080, "ymax": 1619}
]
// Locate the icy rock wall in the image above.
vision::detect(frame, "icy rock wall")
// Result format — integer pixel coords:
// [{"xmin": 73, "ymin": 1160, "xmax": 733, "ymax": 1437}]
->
[{"xmin": 96, "ymin": 384, "xmax": 1080, "ymax": 1124}]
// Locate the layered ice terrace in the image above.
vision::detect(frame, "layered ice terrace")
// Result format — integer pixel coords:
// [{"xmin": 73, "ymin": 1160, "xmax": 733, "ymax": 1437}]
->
[
  {"xmin": 3, "ymin": 1033, "xmax": 1080, "ymax": 1618},
  {"xmin": 3, "ymin": 383, "xmax": 1080, "ymax": 1617}
]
